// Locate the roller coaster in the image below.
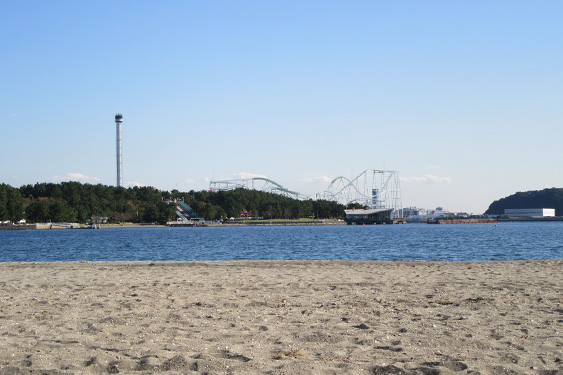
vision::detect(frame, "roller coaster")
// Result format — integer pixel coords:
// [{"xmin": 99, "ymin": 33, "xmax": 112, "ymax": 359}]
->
[
  {"xmin": 209, "ymin": 169, "xmax": 402, "ymax": 214},
  {"xmin": 209, "ymin": 177, "xmax": 308, "ymax": 200},
  {"xmin": 319, "ymin": 170, "xmax": 402, "ymax": 214}
]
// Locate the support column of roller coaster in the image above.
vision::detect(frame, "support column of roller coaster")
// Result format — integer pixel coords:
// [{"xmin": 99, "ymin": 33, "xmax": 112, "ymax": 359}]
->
[{"xmin": 319, "ymin": 170, "xmax": 403, "ymax": 216}]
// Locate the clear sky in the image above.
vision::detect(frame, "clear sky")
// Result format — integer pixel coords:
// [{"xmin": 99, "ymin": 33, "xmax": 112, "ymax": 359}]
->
[{"xmin": 1, "ymin": 1, "xmax": 562, "ymax": 214}]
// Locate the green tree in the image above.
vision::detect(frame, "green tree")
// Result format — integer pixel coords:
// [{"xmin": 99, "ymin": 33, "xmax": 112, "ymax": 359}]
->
[
  {"xmin": 0, "ymin": 184, "xmax": 9, "ymax": 221},
  {"xmin": 49, "ymin": 199, "xmax": 76, "ymax": 222},
  {"xmin": 1, "ymin": 185, "xmax": 25, "ymax": 222},
  {"xmin": 26, "ymin": 200, "xmax": 51, "ymax": 222}
]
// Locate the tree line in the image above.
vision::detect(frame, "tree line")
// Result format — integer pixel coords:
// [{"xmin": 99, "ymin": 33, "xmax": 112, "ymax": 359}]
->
[
  {"xmin": 183, "ymin": 188, "xmax": 349, "ymax": 221},
  {"xmin": 0, "ymin": 182, "xmax": 350, "ymax": 224},
  {"xmin": 0, "ymin": 182, "xmax": 175, "ymax": 224}
]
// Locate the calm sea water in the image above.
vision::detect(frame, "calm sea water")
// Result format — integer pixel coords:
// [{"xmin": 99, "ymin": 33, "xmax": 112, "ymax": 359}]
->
[{"xmin": 0, "ymin": 222, "xmax": 562, "ymax": 262}]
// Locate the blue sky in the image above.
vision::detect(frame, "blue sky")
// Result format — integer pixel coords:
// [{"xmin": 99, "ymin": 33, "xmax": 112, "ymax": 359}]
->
[{"xmin": 1, "ymin": 1, "xmax": 562, "ymax": 214}]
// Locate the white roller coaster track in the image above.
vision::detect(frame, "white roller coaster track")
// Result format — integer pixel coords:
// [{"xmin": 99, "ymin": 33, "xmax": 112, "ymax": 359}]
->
[
  {"xmin": 209, "ymin": 177, "xmax": 307, "ymax": 200},
  {"xmin": 209, "ymin": 170, "xmax": 402, "ymax": 215},
  {"xmin": 320, "ymin": 170, "xmax": 402, "ymax": 214}
]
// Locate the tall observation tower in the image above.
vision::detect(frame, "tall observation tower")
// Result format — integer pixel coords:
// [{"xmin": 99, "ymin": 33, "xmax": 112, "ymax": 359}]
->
[{"xmin": 115, "ymin": 113, "xmax": 124, "ymax": 187}]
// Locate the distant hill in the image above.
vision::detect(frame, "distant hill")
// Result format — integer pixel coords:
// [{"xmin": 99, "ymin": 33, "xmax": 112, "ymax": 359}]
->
[{"xmin": 485, "ymin": 188, "xmax": 563, "ymax": 216}]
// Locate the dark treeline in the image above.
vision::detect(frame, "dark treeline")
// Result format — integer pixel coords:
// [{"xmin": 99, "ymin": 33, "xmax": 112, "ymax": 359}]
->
[
  {"xmin": 485, "ymin": 188, "xmax": 563, "ymax": 216},
  {"xmin": 184, "ymin": 188, "xmax": 349, "ymax": 221},
  {"xmin": 0, "ymin": 182, "xmax": 349, "ymax": 224},
  {"xmin": 0, "ymin": 182, "xmax": 175, "ymax": 224}
]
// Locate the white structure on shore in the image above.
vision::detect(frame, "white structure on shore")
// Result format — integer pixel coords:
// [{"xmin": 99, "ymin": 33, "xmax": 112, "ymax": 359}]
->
[
  {"xmin": 504, "ymin": 208, "xmax": 555, "ymax": 217},
  {"xmin": 115, "ymin": 114, "xmax": 123, "ymax": 187},
  {"xmin": 403, "ymin": 206, "xmax": 471, "ymax": 221}
]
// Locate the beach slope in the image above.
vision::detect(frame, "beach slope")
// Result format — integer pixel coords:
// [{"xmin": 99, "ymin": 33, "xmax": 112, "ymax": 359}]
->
[{"xmin": 0, "ymin": 260, "xmax": 561, "ymax": 374}]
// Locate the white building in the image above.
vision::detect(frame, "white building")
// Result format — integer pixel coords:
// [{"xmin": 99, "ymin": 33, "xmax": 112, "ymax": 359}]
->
[{"xmin": 504, "ymin": 208, "xmax": 555, "ymax": 217}]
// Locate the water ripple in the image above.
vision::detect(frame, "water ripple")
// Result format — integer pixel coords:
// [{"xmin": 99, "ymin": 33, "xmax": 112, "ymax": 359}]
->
[{"xmin": 1, "ymin": 222, "xmax": 562, "ymax": 262}]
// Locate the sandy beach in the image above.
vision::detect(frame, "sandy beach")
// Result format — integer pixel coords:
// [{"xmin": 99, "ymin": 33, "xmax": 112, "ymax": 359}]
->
[{"xmin": 0, "ymin": 260, "xmax": 561, "ymax": 374}]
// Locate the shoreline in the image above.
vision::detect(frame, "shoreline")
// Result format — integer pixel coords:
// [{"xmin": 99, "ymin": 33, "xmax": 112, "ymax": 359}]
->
[
  {"xmin": 0, "ymin": 221, "xmax": 346, "ymax": 230},
  {"xmin": 1, "ymin": 259, "xmax": 561, "ymax": 374},
  {"xmin": 3, "ymin": 218, "xmax": 562, "ymax": 230},
  {"xmin": 2, "ymin": 259, "xmax": 563, "ymax": 267}
]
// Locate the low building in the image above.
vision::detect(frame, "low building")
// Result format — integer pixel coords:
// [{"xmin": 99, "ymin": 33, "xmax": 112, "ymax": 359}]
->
[
  {"xmin": 402, "ymin": 207, "xmax": 421, "ymax": 218},
  {"xmin": 344, "ymin": 208, "xmax": 393, "ymax": 224},
  {"xmin": 504, "ymin": 208, "xmax": 555, "ymax": 217}
]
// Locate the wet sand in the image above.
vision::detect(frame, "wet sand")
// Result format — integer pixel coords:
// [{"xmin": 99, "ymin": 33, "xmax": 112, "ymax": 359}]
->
[{"xmin": 0, "ymin": 260, "xmax": 561, "ymax": 374}]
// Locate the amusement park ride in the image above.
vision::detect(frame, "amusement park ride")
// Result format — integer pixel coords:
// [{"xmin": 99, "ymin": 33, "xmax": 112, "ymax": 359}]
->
[{"xmin": 209, "ymin": 169, "xmax": 403, "ymax": 215}]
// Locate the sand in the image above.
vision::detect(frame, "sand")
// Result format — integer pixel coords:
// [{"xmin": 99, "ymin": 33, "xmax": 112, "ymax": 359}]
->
[{"xmin": 0, "ymin": 260, "xmax": 561, "ymax": 375}]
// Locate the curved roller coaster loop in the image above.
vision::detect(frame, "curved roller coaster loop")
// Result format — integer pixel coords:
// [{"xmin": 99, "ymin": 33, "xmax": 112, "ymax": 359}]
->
[
  {"xmin": 322, "ymin": 170, "xmax": 401, "ymax": 208},
  {"xmin": 209, "ymin": 177, "xmax": 307, "ymax": 200},
  {"xmin": 209, "ymin": 169, "xmax": 402, "ymax": 214}
]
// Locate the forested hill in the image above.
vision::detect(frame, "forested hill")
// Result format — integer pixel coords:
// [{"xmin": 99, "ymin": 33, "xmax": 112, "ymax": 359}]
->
[
  {"xmin": 0, "ymin": 182, "xmax": 176, "ymax": 224},
  {"xmin": 485, "ymin": 188, "xmax": 563, "ymax": 216},
  {"xmin": 0, "ymin": 182, "xmax": 347, "ymax": 224}
]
